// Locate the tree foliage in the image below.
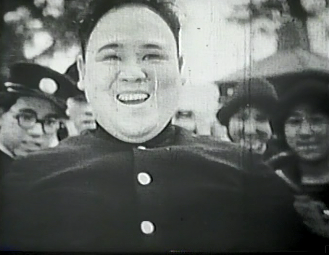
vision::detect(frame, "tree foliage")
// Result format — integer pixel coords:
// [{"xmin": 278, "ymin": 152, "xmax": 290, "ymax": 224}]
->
[
  {"xmin": 227, "ymin": 0, "xmax": 291, "ymax": 35},
  {"xmin": 0, "ymin": 0, "xmax": 91, "ymax": 82},
  {"xmin": 226, "ymin": 0, "xmax": 329, "ymax": 51}
]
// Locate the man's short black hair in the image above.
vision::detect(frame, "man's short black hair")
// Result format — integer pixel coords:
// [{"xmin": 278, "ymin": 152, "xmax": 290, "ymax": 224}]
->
[{"xmin": 78, "ymin": 0, "xmax": 181, "ymax": 59}]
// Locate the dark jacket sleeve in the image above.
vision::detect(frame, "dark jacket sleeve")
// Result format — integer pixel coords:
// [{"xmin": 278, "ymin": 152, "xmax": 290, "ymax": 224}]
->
[
  {"xmin": 0, "ymin": 154, "xmax": 108, "ymax": 252},
  {"xmin": 241, "ymin": 156, "xmax": 324, "ymax": 252}
]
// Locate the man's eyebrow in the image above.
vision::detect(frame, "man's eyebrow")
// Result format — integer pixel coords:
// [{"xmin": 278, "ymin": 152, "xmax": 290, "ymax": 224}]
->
[
  {"xmin": 289, "ymin": 113, "xmax": 302, "ymax": 118},
  {"xmin": 85, "ymin": 112, "xmax": 93, "ymax": 116},
  {"xmin": 97, "ymin": 43, "xmax": 122, "ymax": 53},
  {"xmin": 141, "ymin": 43, "xmax": 164, "ymax": 50},
  {"xmin": 18, "ymin": 108, "xmax": 37, "ymax": 115},
  {"xmin": 18, "ymin": 109, "xmax": 60, "ymax": 119}
]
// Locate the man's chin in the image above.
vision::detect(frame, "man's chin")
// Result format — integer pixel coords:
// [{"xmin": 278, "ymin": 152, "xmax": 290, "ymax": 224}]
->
[
  {"xmin": 114, "ymin": 124, "xmax": 161, "ymax": 143},
  {"xmin": 13, "ymin": 149, "xmax": 29, "ymax": 157},
  {"xmin": 14, "ymin": 147, "xmax": 43, "ymax": 157},
  {"xmin": 298, "ymin": 152, "xmax": 327, "ymax": 162}
]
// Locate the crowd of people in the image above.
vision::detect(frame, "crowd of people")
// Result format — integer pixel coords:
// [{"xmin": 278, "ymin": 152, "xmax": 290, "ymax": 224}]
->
[{"xmin": 0, "ymin": 0, "xmax": 329, "ymax": 252}]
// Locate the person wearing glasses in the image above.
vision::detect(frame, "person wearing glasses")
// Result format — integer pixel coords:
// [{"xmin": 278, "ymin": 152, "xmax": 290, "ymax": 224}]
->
[
  {"xmin": 270, "ymin": 79, "xmax": 329, "ymax": 245},
  {"xmin": 0, "ymin": 62, "xmax": 78, "ymax": 176}
]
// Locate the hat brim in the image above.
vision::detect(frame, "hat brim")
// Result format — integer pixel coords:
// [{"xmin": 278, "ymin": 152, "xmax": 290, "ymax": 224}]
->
[
  {"xmin": 3, "ymin": 89, "xmax": 68, "ymax": 118},
  {"xmin": 217, "ymin": 96, "xmax": 278, "ymax": 127}
]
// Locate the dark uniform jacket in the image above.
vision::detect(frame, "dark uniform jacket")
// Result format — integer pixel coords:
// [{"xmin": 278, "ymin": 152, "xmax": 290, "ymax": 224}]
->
[
  {"xmin": 0, "ymin": 149, "xmax": 13, "ymax": 226},
  {"xmin": 0, "ymin": 150, "xmax": 13, "ymax": 181},
  {"xmin": 266, "ymin": 148, "xmax": 329, "ymax": 248},
  {"xmin": 0, "ymin": 125, "xmax": 313, "ymax": 252}
]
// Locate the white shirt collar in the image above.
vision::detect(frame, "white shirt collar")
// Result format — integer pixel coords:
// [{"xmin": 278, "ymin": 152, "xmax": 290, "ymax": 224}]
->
[{"xmin": 0, "ymin": 142, "xmax": 14, "ymax": 158}]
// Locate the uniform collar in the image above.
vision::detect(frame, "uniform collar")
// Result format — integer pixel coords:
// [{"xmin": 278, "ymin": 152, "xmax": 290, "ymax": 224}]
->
[
  {"xmin": 90, "ymin": 123, "xmax": 179, "ymax": 148},
  {"xmin": 0, "ymin": 142, "xmax": 14, "ymax": 158}
]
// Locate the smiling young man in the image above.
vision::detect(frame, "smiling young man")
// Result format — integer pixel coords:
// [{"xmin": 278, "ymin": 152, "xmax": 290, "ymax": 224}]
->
[
  {"xmin": 0, "ymin": 62, "xmax": 77, "ymax": 178},
  {"xmin": 0, "ymin": 0, "xmax": 315, "ymax": 252}
]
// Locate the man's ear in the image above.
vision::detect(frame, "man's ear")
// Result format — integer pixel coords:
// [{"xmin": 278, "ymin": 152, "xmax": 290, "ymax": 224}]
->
[{"xmin": 77, "ymin": 54, "xmax": 86, "ymax": 91}]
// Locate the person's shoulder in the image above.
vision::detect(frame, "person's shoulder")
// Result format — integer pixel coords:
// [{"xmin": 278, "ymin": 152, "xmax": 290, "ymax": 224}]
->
[
  {"xmin": 175, "ymin": 126, "xmax": 234, "ymax": 147},
  {"xmin": 24, "ymin": 130, "xmax": 100, "ymax": 157},
  {"xmin": 175, "ymin": 127, "xmax": 267, "ymax": 174},
  {"xmin": 18, "ymin": 134, "xmax": 85, "ymax": 159},
  {"xmin": 3, "ymin": 132, "xmax": 97, "ymax": 182}
]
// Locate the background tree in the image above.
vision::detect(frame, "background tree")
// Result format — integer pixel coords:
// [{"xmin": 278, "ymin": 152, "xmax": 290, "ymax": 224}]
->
[
  {"xmin": 227, "ymin": 0, "xmax": 329, "ymax": 52},
  {"xmin": 0, "ymin": 0, "xmax": 91, "ymax": 84}
]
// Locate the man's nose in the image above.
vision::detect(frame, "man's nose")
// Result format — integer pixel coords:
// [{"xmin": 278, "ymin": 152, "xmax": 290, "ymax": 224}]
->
[
  {"xmin": 118, "ymin": 65, "xmax": 147, "ymax": 83},
  {"xmin": 26, "ymin": 123, "xmax": 44, "ymax": 137},
  {"xmin": 243, "ymin": 121, "xmax": 257, "ymax": 135},
  {"xmin": 299, "ymin": 120, "xmax": 313, "ymax": 137}
]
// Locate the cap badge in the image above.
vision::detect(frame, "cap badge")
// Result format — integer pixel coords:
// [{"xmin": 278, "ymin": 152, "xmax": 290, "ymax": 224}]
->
[{"xmin": 39, "ymin": 78, "xmax": 58, "ymax": 94}]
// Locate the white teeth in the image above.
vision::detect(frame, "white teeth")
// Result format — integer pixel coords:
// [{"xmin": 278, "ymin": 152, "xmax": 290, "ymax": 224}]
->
[{"xmin": 118, "ymin": 93, "xmax": 149, "ymax": 102}]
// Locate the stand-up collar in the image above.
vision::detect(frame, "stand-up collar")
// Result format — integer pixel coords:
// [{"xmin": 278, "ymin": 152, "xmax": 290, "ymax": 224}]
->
[{"xmin": 89, "ymin": 123, "xmax": 179, "ymax": 148}]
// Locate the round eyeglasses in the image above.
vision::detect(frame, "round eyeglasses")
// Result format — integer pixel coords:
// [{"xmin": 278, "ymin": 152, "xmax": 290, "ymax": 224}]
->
[{"xmin": 15, "ymin": 112, "xmax": 62, "ymax": 134}]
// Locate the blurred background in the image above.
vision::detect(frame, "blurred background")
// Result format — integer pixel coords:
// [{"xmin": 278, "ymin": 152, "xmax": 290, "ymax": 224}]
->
[{"xmin": 0, "ymin": 0, "xmax": 329, "ymax": 137}]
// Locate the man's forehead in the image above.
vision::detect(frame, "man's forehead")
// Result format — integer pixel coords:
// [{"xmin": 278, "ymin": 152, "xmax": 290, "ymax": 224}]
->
[
  {"xmin": 12, "ymin": 97, "xmax": 60, "ymax": 115},
  {"xmin": 236, "ymin": 106, "xmax": 263, "ymax": 115},
  {"xmin": 292, "ymin": 105, "xmax": 324, "ymax": 115},
  {"xmin": 98, "ymin": 4, "xmax": 169, "ymax": 25},
  {"xmin": 88, "ymin": 4, "xmax": 176, "ymax": 48}
]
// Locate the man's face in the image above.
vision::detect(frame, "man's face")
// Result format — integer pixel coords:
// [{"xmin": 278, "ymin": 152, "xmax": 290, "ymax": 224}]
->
[
  {"xmin": 0, "ymin": 96, "xmax": 61, "ymax": 157},
  {"xmin": 228, "ymin": 107, "xmax": 272, "ymax": 154},
  {"xmin": 284, "ymin": 105, "xmax": 329, "ymax": 162},
  {"xmin": 67, "ymin": 98, "xmax": 96, "ymax": 134},
  {"xmin": 78, "ymin": 4, "xmax": 182, "ymax": 143}
]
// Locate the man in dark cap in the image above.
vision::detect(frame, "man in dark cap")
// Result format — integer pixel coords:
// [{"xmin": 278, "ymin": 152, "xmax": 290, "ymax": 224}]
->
[
  {"xmin": 64, "ymin": 63, "xmax": 96, "ymax": 136},
  {"xmin": 0, "ymin": 0, "xmax": 316, "ymax": 252},
  {"xmin": 217, "ymin": 78, "xmax": 278, "ymax": 155},
  {"xmin": 0, "ymin": 62, "xmax": 77, "ymax": 176}
]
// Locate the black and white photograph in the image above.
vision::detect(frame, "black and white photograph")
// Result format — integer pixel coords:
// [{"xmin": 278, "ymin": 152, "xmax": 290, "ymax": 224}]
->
[{"xmin": 0, "ymin": 0, "xmax": 329, "ymax": 252}]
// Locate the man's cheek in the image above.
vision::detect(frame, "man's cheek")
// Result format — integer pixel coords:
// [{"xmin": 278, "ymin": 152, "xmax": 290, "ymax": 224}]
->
[{"xmin": 259, "ymin": 124, "xmax": 272, "ymax": 138}]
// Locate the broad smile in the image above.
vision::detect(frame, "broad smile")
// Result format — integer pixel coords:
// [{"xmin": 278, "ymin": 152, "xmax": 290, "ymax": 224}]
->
[
  {"xmin": 296, "ymin": 144, "xmax": 320, "ymax": 151},
  {"xmin": 116, "ymin": 92, "xmax": 151, "ymax": 105},
  {"xmin": 239, "ymin": 139, "xmax": 267, "ymax": 153}
]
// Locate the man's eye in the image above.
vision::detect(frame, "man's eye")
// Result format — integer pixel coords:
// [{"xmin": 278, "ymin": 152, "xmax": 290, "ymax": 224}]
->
[
  {"xmin": 255, "ymin": 114, "xmax": 268, "ymax": 122},
  {"xmin": 103, "ymin": 55, "xmax": 121, "ymax": 61},
  {"xmin": 309, "ymin": 116, "xmax": 326, "ymax": 124},
  {"xmin": 19, "ymin": 113, "xmax": 35, "ymax": 122},
  {"xmin": 143, "ymin": 54, "xmax": 164, "ymax": 61},
  {"xmin": 44, "ymin": 118, "xmax": 59, "ymax": 126},
  {"xmin": 286, "ymin": 118, "xmax": 302, "ymax": 125}
]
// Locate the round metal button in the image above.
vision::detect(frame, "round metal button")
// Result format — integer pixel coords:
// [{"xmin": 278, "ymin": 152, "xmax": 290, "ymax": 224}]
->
[
  {"xmin": 137, "ymin": 172, "xmax": 152, "ymax": 185},
  {"xmin": 141, "ymin": 221, "xmax": 155, "ymax": 234},
  {"xmin": 137, "ymin": 146, "xmax": 147, "ymax": 150}
]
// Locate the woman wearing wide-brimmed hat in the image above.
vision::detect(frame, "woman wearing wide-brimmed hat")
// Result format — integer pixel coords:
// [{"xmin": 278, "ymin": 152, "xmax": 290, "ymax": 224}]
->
[{"xmin": 216, "ymin": 77, "xmax": 279, "ymax": 156}]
